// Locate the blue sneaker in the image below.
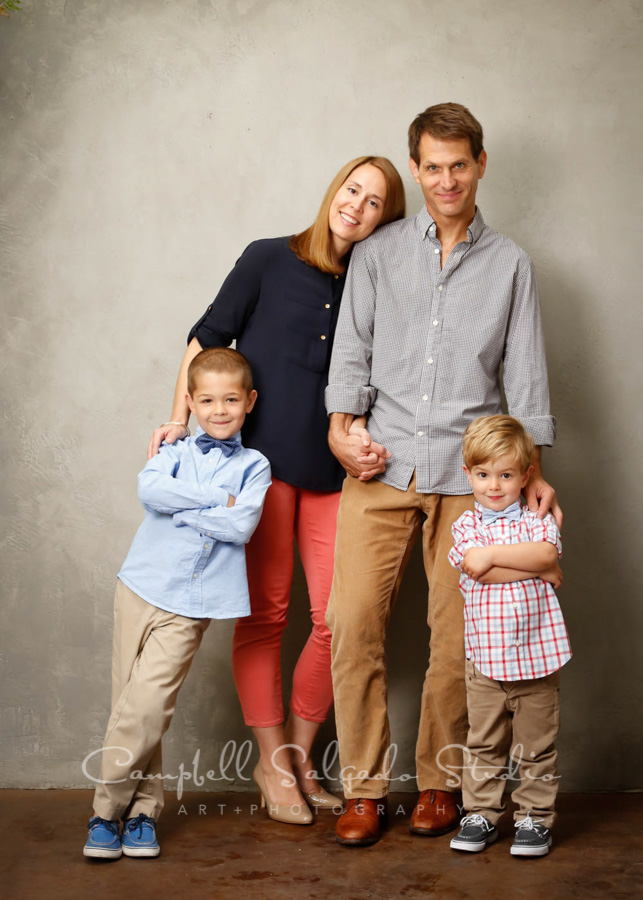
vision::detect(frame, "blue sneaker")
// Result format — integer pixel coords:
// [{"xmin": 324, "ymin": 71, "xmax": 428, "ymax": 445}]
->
[
  {"xmin": 122, "ymin": 814, "xmax": 160, "ymax": 858},
  {"xmin": 83, "ymin": 817, "xmax": 122, "ymax": 859}
]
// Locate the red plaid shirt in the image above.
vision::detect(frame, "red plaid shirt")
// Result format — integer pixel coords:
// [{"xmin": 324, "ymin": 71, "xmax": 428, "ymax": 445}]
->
[{"xmin": 449, "ymin": 504, "xmax": 572, "ymax": 681}]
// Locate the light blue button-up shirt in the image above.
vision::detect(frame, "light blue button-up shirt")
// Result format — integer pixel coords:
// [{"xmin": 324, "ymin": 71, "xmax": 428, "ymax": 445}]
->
[{"xmin": 118, "ymin": 429, "xmax": 271, "ymax": 619}]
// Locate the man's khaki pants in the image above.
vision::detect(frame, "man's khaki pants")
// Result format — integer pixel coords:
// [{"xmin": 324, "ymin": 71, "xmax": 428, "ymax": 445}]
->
[
  {"xmin": 326, "ymin": 474, "xmax": 473, "ymax": 799},
  {"xmin": 463, "ymin": 660, "xmax": 561, "ymax": 827},
  {"xmin": 92, "ymin": 580, "xmax": 210, "ymax": 822}
]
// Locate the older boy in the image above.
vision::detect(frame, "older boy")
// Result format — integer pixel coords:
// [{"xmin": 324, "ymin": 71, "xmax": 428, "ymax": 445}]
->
[
  {"xmin": 84, "ymin": 348, "xmax": 270, "ymax": 859},
  {"xmin": 448, "ymin": 415, "xmax": 571, "ymax": 857}
]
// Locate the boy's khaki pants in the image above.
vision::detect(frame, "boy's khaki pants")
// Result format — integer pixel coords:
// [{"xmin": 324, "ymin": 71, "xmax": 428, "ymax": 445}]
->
[
  {"xmin": 463, "ymin": 660, "xmax": 561, "ymax": 827},
  {"xmin": 326, "ymin": 473, "xmax": 473, "ymax": 798},
  {"xmin": 92, "ymin": 580, "xmax": 209, "ymax": 822}
]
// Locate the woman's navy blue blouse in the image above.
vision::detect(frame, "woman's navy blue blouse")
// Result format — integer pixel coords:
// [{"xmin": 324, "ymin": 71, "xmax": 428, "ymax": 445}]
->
[{"xmin": 189, "ymin": 237, "xmax": 347, "ymax": 492}]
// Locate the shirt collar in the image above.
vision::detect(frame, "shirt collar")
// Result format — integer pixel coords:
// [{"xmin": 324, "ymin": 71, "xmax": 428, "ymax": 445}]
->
[{"xmin": 416, "ymin": 205, "xmax": 486, "ymax": 244}]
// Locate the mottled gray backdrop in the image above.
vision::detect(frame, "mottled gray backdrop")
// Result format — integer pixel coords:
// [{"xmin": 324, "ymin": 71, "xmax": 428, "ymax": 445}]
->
[{"xmin": 2, "ymin": 0, "xmax": 642, "ymax": 793}]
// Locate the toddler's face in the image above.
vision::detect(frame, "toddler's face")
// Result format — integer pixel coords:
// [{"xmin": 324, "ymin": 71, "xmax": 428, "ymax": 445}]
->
[
  {"xmin": 187, "ymin": 371, "xmax": 256, "ymax": 440},
  {"xmin": 463, "ymin": 454, "xmax": 530, "ymax": 512}
]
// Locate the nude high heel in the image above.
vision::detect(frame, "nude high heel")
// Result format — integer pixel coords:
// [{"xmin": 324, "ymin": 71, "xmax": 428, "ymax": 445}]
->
[
  {"xmin": 253, "ymin": 763, "xmax": 313, "ymax": 825},
  {"xmin": 302, "ymin": 786, "xmax": 343, "ymax": 810}
]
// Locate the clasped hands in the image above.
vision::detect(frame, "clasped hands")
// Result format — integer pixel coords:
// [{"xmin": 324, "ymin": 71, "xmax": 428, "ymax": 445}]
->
[{"xmin": 328, "ymin": 414, "xmax": 390, "ymax": 481}]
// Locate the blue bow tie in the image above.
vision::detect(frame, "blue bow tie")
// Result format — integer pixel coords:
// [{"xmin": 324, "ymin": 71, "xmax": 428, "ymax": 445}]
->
[
  {"xmin": 481, "ymin": 500, "xmax": 522, "ymax": 526},
  {"xmin": 195, "ymin": 434, "xmax": 241, "ymax": 457}
]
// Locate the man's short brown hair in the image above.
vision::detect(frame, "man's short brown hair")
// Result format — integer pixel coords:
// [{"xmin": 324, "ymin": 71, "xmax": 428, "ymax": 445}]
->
[
  {"xmin": 408, "ymin": 102, "xmax": 484, "ymax": 163},
  {"xmin": 187, "ymin": 347, "xmax": 254, "ymax": 396},
  {"xmin": 462, "ymin": 415, "xmax": 534, "ymax": 473}
]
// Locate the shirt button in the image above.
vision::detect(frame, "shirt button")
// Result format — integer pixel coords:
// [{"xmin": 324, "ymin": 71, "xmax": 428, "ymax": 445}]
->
[
  {"xmin": 193, "ymin": 573, "xmax": 199, "ymax": 579},
  {"xmin": 320, "ymin": 335, "xmax": 326, "ymax": 340},
  {"xmin": 324, "ymin": 303, "xmax": 330, "ymax": 309},
  {"xmin": 334, "ymin": 274, "xmax": 339, "ymax": 279},
  {"xmin": 515, "ymin": 640, "xmax": 521, "ymax": 647},
  {"xmin": 417, "ymin": 431, "xmax": 424, "ymax": 436},
  {"xmin": 427, "ymin": 358, "xmax": 433, "ymax": 365},
  {"xmin": 422, "ymin": 395, "xmax": 428, "ymax": 401},
  {"xmin": 433, "ymin": 320, "xmax": 439, "ymax": 326},
  {"xmin": 434, "ymin": 248, "xmax": 439, "ymax": 254},
  {"xmin": 204, "ymin": 544, "xmax": 210, "ymax": 550},
  {"xmin": 438, "ymin": 285, "xmax": 443, "ymax": 292}
]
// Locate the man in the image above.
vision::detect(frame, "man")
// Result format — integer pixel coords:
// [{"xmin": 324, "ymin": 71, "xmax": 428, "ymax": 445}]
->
[{"xmin": 325, "ymin": 103, "xmax": 561, "ymax": 847}]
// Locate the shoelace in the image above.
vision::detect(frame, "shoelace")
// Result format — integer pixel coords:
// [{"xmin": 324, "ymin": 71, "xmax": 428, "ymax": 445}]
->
[
  {"xmin": 88, "ymin": 817, "xmax": 119, "ymax": 835},
  {"xmin": 461, "ymin": 814, "xmax": 493, "ymax": 830},
  {"xmin": 514, "ymin": 815, "xmax": 546, "ymax": 831},
  {"xmin": 125, "ymin": 813, "xmax": 152, "ymax": 836}
]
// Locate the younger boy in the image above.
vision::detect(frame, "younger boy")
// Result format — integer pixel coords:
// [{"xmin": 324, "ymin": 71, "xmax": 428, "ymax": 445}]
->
[
  {"xmin": 448, "ymin": 415, "xmax": 571, "ymax": 858},
  {"xmin": 83, "ymin": 347, "xmax": 271, "ymax": 859}
]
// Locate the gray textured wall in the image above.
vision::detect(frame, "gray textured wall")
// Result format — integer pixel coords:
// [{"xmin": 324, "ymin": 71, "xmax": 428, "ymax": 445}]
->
[{"xmin": 1, "ymin": 0, "xmax": 642, "ymax": 793}]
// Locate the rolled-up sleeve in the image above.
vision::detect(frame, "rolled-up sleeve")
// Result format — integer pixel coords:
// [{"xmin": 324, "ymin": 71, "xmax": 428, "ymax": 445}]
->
[
  {"xmin": 325, "ymin": 242, "xmax": 378, "ymax": 416},
  {"xmin": 503, "ymin": 257, "xmax": 556, "ymax": 446},
  {"xmin": 526, "ymin": 511, "xmax": 562, "ymax": 557},
  {"xmin": 188, "ymin": 242, "xmax": 267, "ymax": 348},
  {"xmin": 449, "ymin": 511, "xmax": 486, "ymax": 569}
]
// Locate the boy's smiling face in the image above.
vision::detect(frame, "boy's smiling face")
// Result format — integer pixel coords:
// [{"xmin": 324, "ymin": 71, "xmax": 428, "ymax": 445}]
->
[
  {"xmin": 186, "ymin": 370, "xmax": 257, "ymax": 441},
  {"xmin": 464, "ymin": 454, "xmax": 531, "ymax": 512}
]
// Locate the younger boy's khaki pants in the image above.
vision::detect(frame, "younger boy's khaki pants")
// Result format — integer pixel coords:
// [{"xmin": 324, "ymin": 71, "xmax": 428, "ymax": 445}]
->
[
  {"xmin": 92, "ymin": 580, "xmax": 209, "ymax": 822},
  {"xmin": 462, "ymin": 659, "xmax": 561, "ymax": 827}
]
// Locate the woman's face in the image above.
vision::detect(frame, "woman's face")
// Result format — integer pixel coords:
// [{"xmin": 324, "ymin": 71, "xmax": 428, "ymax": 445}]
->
[{"xmin": 328, "ymin": 163, "xmax": 387, "ymax": 259}]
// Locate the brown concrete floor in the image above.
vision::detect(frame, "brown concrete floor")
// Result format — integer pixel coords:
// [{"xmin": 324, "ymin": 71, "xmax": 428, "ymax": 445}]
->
[{"xmin": 1, "ymin": 791, "xmax": 641, "ymax": 899}]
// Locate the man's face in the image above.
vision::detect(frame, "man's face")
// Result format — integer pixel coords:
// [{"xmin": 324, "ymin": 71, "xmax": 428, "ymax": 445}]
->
[{"xmin": 409, "ymin": 134, "xmax": 487, "ymax": 223}]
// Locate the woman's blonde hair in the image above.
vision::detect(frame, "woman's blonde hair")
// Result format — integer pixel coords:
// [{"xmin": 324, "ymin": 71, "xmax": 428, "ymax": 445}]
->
[
  {"xmin": 462, "ymin": 415, "xmax": 535, "ymax": 473},
  {"xmin": 289, "ymin": 156, "xmax": 405, "ymax": 275}
]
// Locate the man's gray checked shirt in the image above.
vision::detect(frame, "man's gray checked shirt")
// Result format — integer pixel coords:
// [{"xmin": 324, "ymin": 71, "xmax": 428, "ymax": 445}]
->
[{"xmin": 325, "ymin": 206, "xmax": 556, "ymax": 495}]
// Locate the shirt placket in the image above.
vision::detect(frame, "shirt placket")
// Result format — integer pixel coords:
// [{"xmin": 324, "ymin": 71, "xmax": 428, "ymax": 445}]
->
[
  {"xmin": 321, "ymin": 273, "xmax": 343, "ymax": 346},
  {"xmin": 513, "ymin": 525, "xmax": 533, "ymax": 678},
  {"xmin": 415, "ymin": 227, "xmax": 470, "ymax": 488},
  {"xmin": 504, "ymin": 582, "xmax": 526, "ymax": 679},
  {"xmin": 188, "ymin": 450, "xmax": 221, "ymax": 616}
]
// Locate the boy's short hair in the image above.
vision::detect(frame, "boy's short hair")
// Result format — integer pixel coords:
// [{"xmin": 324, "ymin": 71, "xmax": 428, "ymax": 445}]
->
[
  {"xmin": 462, "ymin": 415, "xmax": 535, "ymax": 473},
  {"xmin": 187, "ymin": 347, "xmax": 254, "ymax": 396}
]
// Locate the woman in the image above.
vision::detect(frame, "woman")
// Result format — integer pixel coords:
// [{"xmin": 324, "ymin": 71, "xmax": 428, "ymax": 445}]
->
[{"xmin": 148, "ymin": 156, "xmax": 405, "ymax": 823}]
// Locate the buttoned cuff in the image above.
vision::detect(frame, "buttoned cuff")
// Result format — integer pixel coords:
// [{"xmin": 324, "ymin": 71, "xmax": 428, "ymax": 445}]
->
[
  {"xmin": 519, "ymin": 415, "xmax": 556, "ymax": 447},
  {"xmin": 325, "ymin": 384, "xmax": 376, "ymax": 416}
]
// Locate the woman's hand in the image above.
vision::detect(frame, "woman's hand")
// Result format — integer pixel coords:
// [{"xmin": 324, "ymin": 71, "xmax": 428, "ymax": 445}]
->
[
  {"xmin": 147, "ymin": 338, "xmax": 203, "ymax": 459},
  {"xmin": 147, "ymin": 423, "xmax": 188, "ymax": 459}
]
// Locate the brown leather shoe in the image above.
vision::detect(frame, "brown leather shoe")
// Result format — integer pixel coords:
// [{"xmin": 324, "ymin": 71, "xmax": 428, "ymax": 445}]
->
[
  {"xmin": 336, "ymin": 798, "xmax": 386, "ymax": 846},
  {"xmin": 409, "ymin": 790, "xmax": 460, "ymax": 836}
]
